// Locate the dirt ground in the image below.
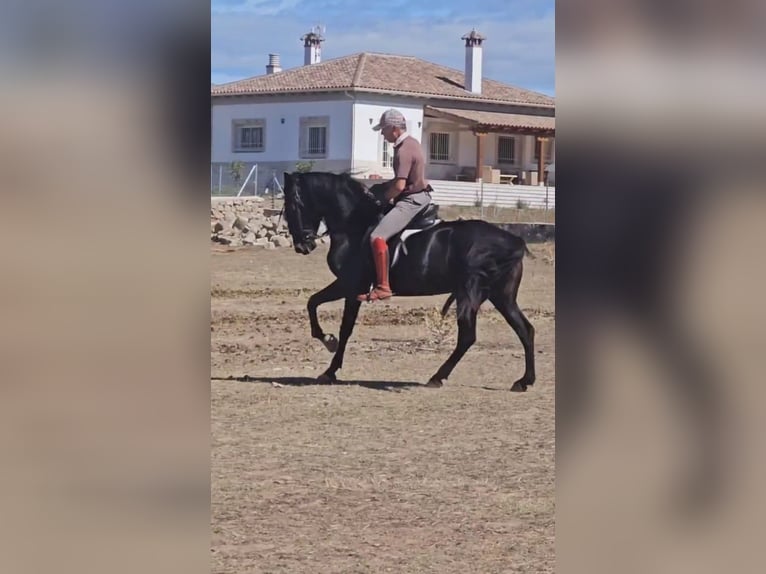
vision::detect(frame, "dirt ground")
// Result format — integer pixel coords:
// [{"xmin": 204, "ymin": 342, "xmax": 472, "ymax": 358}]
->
[{"xmin": 211, "ymin": 239, "xmax": 555, "ymax": 573}]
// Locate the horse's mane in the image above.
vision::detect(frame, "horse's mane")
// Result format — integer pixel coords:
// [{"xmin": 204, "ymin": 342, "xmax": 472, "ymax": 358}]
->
[
  {"xmin": 292, "ymin": 171, "xmax": 380, "ymax": 232},
  {"xmin": 297, "ymin": 171, "xmax": 372, "ymax": 202}
]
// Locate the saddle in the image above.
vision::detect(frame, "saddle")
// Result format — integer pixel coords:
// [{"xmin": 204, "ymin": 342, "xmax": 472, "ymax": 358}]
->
[
  {"xmin": 387, "ymin": 202, "xmax": 441, "ymax": 268},
  {"xmin": 403, "ymin": 202, "xmax": 440, "ymax": 229}
]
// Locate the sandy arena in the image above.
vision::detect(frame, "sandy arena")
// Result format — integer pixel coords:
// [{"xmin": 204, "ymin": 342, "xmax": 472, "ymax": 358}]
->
[{"xmin": 211, "ymin": 239, "xmax": 555, "ymax": 573}]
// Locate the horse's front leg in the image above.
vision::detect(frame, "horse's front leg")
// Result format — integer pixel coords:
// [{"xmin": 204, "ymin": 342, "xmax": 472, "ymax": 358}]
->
[
  {"xmin": 316, "ymin": 296, "xmax": 362, "ymax": 384},
  {"xmin": 307, "ymin": 280, "xmax": 346, "ymax": 352}
]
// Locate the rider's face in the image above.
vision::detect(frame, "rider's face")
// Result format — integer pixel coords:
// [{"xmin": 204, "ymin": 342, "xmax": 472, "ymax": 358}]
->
[{"xmin": 381, "ymin": 125, "xmax": 399, "ymax": 143}]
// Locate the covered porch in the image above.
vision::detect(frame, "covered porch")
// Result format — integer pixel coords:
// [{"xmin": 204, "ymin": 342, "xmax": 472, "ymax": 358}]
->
[{"xmin": 422, "ymin": 105, "xmax": 555, "ymax": 186}]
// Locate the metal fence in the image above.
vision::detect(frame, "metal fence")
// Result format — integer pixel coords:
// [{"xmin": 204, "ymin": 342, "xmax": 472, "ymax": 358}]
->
[{"xmin": 210, "ymin": 163, "xmax": 285, "ymax": 197}]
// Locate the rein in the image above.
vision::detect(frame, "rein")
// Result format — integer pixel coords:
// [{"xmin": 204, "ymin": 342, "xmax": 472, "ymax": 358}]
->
[{"xmin": 281, "ymin": 183, "xmax": 329, "ymax": 243}]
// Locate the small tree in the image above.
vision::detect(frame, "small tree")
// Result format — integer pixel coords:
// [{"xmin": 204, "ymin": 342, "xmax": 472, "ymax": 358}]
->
[
  {"xmin": 295, "ymin": 160, "xmax": 316, "ymax": 173},
  {"xmin": 229, "ymin": 161, "xmax": 245, "ymax": 187},
  {"xmin": 516, "ymin": 198, "xmax": 529, "ymax": 210}
]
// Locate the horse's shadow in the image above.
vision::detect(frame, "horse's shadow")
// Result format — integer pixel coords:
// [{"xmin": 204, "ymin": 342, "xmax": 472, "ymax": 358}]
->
[{"xmin": 211, "ymin": 375, "xmax": 424, "ymax": 392}]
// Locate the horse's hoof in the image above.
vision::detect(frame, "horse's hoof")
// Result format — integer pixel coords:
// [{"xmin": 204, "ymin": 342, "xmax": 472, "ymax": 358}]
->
[
  {"xmin": 510, "ymin": 380, "xmax": 529, "ymax": 392},
  {"xmin": 322, "ymin": 334, "xmax": 338, "ymax": 353},
  {"xmin": 425, "ymin": 378, "xmax": 444, "ymax": 388},
  {"xmin": 316, "ymin": 372, "xmax": 337, "ymax": 385}
]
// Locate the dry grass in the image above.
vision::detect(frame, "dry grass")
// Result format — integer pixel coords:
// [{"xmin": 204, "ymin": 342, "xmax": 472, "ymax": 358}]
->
[
  {"xmin": 423, "ymin": 307, "xmax": 458, "ymax": 349},
  {"xmin": 532, "ymin": 241, "xmax": 556, "ymax": 265},
  {"xmin": 438, "ymin": 204, "xmax": 555, "ymax": 224}
]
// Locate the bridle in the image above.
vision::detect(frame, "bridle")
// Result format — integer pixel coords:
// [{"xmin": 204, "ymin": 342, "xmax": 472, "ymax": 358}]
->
[{"xmin": 283, "ymin": 176, "xmax": 328, "ymax": 246}]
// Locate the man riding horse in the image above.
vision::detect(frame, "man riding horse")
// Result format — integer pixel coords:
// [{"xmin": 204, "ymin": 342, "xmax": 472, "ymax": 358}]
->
[{"xmin": 358, "ymin": 108, "xmax": 433, "ymax": 302}]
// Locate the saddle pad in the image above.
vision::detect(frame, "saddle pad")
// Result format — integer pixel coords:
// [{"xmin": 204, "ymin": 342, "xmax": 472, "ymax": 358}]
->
[{"xmin": 391, "ymin": 220, "xmax": 442, "ymax": 268}]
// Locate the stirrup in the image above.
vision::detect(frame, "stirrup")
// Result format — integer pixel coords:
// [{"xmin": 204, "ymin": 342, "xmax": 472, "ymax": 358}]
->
[
  {"xmin": 356, "ymin": 290, "xmax": 372, "ymax": 302},
  {"xmin": 357, "ymin": 287, "xmax": 392, "ymax": 302},
  {"xmin": 368, "ymin": 287, "xmax": 392, "ymax": 301}
]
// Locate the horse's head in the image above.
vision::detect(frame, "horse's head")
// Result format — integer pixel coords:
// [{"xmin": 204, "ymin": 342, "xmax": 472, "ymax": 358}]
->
[{"xmin": 283, "ymin": 172, "xmax": 323, "ymax": 254}]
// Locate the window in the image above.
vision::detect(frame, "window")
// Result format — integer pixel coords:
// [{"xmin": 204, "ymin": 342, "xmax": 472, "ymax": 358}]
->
[
  {"xmin": 232, "ymin": 119, "xmax": 265, "ymax": 152},
  {"xmin": 307, "ymin": 126, "xmax": 326, "ymax": 155},
  {"xmin": 429, "ymin": 132, "xmax": 450, "ymax": 162},
  {"xmin": 240, "ymin": 127, "xmax": 263, "ymax": 149},
  {"xmin": 534, "ymin": 137, "xmax": 554, "ymax": 162},
  {"xmin": 300, "ymin": 116, "xmax": 329, "ymax": 158},
  {"xmin": 382, "ymin": 140, "xmax": 393, "ymax": 168},
  {"xmin": 497, "ymin": 136, "xmax": 516, "ymax": 164}
]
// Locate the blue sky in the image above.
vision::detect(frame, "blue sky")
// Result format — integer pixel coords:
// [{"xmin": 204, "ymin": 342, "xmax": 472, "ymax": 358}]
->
[{"xmin": 211, "ymin": 0, "xmax": 554, "ymax": 96}]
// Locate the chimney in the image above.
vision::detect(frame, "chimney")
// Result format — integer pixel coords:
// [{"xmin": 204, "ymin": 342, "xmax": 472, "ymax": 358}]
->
[
  {"xmin": 462, "ymin": 29, "xmax": 485, "ymax": 94},
  {"xmin": 266, "ymin": 53, "xmax": 281, "ymax": 75},
  {"xmin": 301, "ymin": 29, "xmax": 324, "ymax": 65}
]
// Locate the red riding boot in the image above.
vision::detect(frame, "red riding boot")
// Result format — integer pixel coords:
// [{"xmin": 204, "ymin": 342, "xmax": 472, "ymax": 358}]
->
[{"xmin": 357, "ymin": 237, "xmax": 393, "ymax": 302}]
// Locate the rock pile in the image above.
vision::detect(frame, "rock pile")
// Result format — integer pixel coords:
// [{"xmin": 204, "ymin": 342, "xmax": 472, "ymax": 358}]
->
[{"xmin": 211, "ymin": 198, "xmax": 293, "ymax": 249}]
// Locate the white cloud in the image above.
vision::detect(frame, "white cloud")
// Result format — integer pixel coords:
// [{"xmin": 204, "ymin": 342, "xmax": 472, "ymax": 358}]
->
[{"xmin": 212, "ymin": 0, "xmax": 303, "ymax": 16}]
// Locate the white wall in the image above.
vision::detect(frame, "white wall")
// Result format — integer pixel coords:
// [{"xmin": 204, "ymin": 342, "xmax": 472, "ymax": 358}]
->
[
  {"xmin": 352, "ymin": 100, "xmax": 424, "ymax": 175},
  {"xmin": 212, "ymin": 96, "xmax": 554, "ymax": 183},
  {"xmin": 422, "ymin": 117, "xmax": 463, "ymax": 180},
  {"xmin": 211, "ymin": 99, "xmax": 353, "ymax": 163},
  {"xmin": 457, "ymin": 130, "xmax": 477, "ymax": 166}
]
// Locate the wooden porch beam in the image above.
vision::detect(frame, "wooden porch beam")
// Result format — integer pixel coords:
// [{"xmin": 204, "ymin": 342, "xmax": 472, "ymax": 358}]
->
[
  {"xmin": 475, "ymin": 132, "xmax": 485, "ymax": 182},
  {"xmin": 474, "ymin": 122, "xmax": 551, "ymax": 133},
  {"xmin": 423, "ymin": 113, "xmax": 554, "ymax": 137},
  {"xmin": 537, "ymin": 137, "xmax": 548, "ymax": 186},
  {"xmin": 476, "ymin": 126, "xmax": 554, "ymax": 137}
]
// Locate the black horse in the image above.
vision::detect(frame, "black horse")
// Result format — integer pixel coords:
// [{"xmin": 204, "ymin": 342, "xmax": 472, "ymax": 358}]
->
[{"xmin": 281, "ymin": 171, "xmax": 536, "ymax": 390}]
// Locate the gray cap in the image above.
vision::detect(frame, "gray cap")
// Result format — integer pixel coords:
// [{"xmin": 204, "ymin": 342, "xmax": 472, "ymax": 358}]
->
[{"xmin": 372, "ymin": 108, "xmax": 407, "ymax": 131}]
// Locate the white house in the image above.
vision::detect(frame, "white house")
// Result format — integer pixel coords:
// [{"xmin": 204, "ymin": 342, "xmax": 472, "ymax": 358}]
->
[{"xmin": 211, "ymin": 30, "xmax": 555, "ymax": 195}]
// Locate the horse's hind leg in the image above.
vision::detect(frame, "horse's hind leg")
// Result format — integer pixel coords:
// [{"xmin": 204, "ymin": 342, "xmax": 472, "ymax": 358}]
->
[
  {"xmin": 490, "ymin": 297, "xmax": 536, "ymax": 391},
  {"xmin": 307, "ymin": 280, "xmax": 345, "ymax": 352},
  {"xmin": 427, "ymin": 295, "xmax": 480, "ymax": 387},
  {"xmin": 489, "ymin": 260, "xmax": 536, "ymax": 391}
]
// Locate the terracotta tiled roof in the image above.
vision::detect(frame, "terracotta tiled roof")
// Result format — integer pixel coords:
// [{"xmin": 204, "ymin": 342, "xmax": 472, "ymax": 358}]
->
[
  {"xmin": 425, "ymin": 106, "xmax": 555, "ymax": 134},
  {"xmin": 212, "ymin": 53, "xmax": 554, "ymax": 107}
]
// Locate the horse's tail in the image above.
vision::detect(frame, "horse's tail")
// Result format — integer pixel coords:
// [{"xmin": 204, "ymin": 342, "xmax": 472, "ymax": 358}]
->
[
  {"xmin": 439, "ymin": 282, "xmax": 482, "ymax": 321},
  {"xmin": 441, "ymin": 227, "xmax": 531, "ymax": 320},
  {"xmin": 523, "ymin": 241, "xmax": 535, "ymax": 259},
  {"xmin": 494, "ymin": 223, "xmax": 535, "ymax": 259},
  {"xmin": 463, "ymin": 235, "xmax": 531, "ymax": 321},
  {"xmin": 503, "ymin": 229, "xmax": 534, "ymax": 259},
  {"xmin": 440, "ymin": 293, "xmax": 456, "ymax": 317}
]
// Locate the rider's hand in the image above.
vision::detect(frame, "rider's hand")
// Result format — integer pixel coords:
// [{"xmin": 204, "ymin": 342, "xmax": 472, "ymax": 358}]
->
[{"xmin": 365, "ymin": 189, "xmax": 384, "ymax": 208}]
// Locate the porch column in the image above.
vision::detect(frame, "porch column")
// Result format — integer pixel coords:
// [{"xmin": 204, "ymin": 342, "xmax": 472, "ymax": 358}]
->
[
  {"xmin": 537, "ymin": 137, "xmax": 548, "ymax": 186},
  {"xmin": 475, "ymin": 132, "xmax": 485, "ymax": 182}
]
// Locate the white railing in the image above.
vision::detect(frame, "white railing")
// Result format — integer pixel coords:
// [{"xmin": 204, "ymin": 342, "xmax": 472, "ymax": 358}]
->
[{"xmin": 428, "ymin": 179, "xmax": 555, "ymax": 209}]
